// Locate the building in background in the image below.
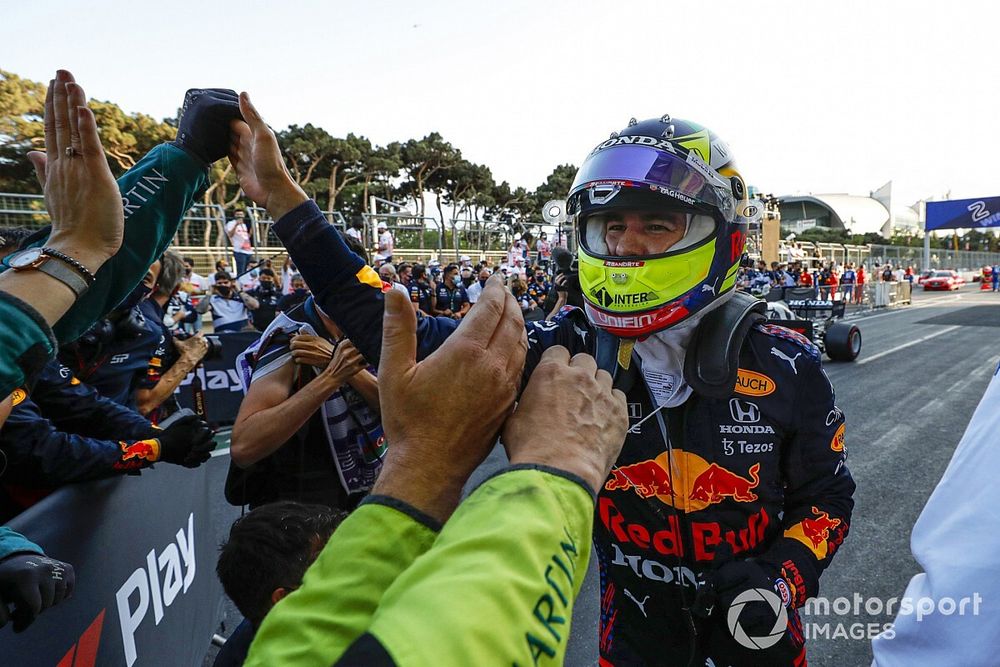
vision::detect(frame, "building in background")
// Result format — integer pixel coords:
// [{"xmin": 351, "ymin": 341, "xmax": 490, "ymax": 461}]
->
[{"xmin": 778, "ymin": 182, "xmax": 924, "ymax": 237}]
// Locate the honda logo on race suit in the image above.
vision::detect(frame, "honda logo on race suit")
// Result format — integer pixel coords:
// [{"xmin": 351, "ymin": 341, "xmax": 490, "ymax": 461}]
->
[{"xmin": 729, "ymin": 399, "xmax": 760, "ymax": 423}]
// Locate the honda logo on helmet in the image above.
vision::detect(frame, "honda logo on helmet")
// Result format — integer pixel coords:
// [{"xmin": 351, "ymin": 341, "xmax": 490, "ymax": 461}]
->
[{"xmin": 729, "ymin": 399, "xmax": 760, "ymax": 423}]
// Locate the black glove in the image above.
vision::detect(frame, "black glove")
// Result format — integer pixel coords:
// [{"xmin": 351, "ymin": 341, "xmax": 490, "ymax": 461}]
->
[
  {"xmin": 155, "ymin": 413, "xmax": 216, "ymax": 468},
  {"xmin": 0, "ymin": 553, "xmax": 75, "ymax": 633},
  {"xmin": 699, "ymin": 559, "xmax": 787, "ymax": 637},
  {"xmin": 171, "ymin": 88, "xmax": 242, "ymax": 165}
]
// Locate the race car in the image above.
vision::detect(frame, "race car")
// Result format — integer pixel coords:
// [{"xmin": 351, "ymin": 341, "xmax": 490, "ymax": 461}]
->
[{"xmin": 762, "ymin": 287, "xmax": 862, "ymax": 361}]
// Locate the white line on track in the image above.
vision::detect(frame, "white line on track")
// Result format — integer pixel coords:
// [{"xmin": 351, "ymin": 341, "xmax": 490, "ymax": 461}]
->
[
  {"xmin": 211, "ymin": 447, "xmax": 231, "ymax": 458},
  {"xmin": 855, "ymin": 325, "xmax": 962, "ymax": 366}
]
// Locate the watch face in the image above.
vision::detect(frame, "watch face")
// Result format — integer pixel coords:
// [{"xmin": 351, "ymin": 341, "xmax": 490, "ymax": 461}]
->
[{"xmin": 9, "ymin": 247, "xmax": 43, "ymax": 268}]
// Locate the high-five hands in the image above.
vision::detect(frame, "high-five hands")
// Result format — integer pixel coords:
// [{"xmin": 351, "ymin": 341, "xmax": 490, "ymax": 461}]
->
[
  {"xmin": 26, "ymin": 70, "xmax": 123, "ymax": 275},
  {"xmin": 373, "ymin": 274, "xmax": 527, "ymax": 522},
  {"xmin": 228, "ymin": 93, "xmax": 308, "ymax": 221}
]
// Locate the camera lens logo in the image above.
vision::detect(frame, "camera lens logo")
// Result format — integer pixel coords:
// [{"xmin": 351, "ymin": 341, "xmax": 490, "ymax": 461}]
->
[{"xmin": 727, "ymin": 587, "xmax": 787, "ymax": 650}]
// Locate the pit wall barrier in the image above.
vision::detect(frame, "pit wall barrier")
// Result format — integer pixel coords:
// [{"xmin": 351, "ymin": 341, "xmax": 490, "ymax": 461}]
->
[
  {"xmin": 5, "ymin": 457, "xmax": 230, "ymax": 667},
  {"xmin": 873, "ymin": 281, "xmax": 912, "ymax": 308}
]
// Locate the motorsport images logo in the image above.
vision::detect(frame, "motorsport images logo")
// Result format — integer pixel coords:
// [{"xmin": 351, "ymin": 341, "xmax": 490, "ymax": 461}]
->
[{"xmin": 728, "ymin": 587, "xmax": 788, "ymax": 650}]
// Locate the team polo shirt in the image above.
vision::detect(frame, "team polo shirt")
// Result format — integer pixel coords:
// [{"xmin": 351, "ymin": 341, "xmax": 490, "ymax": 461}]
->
[
  {"xmin": 434, "ymin": 283, "xmax": 470, "ymax": 313},
  {"xmin": 408, "ymin": 280, "xmax": 434, "ymax": 313}
]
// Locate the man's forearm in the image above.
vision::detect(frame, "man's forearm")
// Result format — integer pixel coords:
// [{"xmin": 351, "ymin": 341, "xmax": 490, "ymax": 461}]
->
[
  {"xmin": 0, "ymin": 272, "xmax": 79, "ymax": 327},
  {"xmin": 240, "ymin": 292, "xmax": 259, "ymax": 310},
  {"xmin": 344, "ymin": 370, "xmax": 379, "ymax": 412},
  {"xmin": 232, "ymin": 374, "xmax": 338, "ymax": 466},
  {"xmin": 135, "ymin": 356, "xmax": 199, "ymax": 416}
]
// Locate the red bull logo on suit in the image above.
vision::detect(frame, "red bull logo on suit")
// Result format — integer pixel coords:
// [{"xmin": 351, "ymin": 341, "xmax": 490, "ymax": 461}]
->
[{"xmin": 604, "ymin": 450, "xmax": 761, "ymax": 512}]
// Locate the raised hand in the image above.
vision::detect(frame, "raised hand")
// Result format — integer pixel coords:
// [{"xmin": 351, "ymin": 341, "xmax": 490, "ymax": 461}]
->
[
  {"xmin": 171, "ymin": 88, "xmax": 243, "ymax": 165},
  {"xmin": 26, "ymin": 69, "xmax": 123, "ymax": 274},
  {"xmin": 228, "ymin": 93, "xmax": 308, "ymax": 221},
  {"xmin": 502, "ymin": 346, "xmax": 628, "ymax": 493},
  {"xmin": 373, "ymin": 273, "xmax": 527, "ymax": 522}
]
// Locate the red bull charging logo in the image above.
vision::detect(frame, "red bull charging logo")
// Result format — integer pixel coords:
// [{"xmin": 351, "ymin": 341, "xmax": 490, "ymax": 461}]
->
[
  {"xmin": 784, "ymin": 506, "xmax": 842, "ymax": 559},
  {"xmin": 114, "ymin": 439, "xmax": 160, "ymax": 470},
  {"xmin": 604, "ymin": 451, "xmax": 761, "ymax": 512}
]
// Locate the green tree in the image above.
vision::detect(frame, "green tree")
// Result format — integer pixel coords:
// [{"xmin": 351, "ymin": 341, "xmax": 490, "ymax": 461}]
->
[
  {"xmin": 88, "ymin": 100, "xmax": 176, "ymax": 174},
  {"xmin": 0, "ymin": 70, "xmax": 46, "ymax": 192},
  {"xmin": 532, "ymin": 163, "xmax": 577, "ymax": 210},
  {"xmin": 279, "ymin": 123, "xmax": 336, "ymax": 196}
]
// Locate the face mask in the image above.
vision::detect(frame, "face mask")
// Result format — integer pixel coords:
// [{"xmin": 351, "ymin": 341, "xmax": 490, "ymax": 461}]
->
[
  {"xmin": 216, "ymin": 285, "xmax": 232, "ymax": 297},
  {"xmin": 479, "ymin": 279, "xmax": 487, "ymax": 287},
  {"xmin": 294, "ymin": 288, "xmax": 307, "ymax": 296}
]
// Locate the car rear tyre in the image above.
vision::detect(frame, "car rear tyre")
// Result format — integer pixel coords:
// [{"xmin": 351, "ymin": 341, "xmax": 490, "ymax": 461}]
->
[{"xmin": 826, "ymin": 322, "xmax": 862, "ymax": 361}]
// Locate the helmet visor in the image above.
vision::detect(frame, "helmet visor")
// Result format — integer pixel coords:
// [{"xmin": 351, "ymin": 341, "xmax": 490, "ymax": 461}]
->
[
  {"xmin": 579, "ymin": 209, "xmax": 717, "ymax": 259},
  {"xmin": 569, "ymin": 144, "xmax": 736, "ymax": 222}
]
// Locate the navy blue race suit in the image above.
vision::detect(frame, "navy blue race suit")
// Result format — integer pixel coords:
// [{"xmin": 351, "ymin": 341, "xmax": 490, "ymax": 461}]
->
[
  {"xmin": 58, "ymin": 305, "xmax": 163, "ymax": 408},
  {"xmin": 407, "ymin": 279, "xmax": 433, "ymax": 314},
  {"xmin": 433, "ymin": 283, "xmax": 468, "ymax": 315},
  {"xmin": 271, "ymin": 200, "xmax": 854, "ymax": 666},
  {"xmin": 0, "ymin": 359, "xmax": 156, "ymax": 520}
]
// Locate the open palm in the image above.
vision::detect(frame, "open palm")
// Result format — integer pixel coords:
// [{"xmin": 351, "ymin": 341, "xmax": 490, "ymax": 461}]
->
[{"xmin": 228, "ymin": 93, "xmax": 307, "ymax": 220}]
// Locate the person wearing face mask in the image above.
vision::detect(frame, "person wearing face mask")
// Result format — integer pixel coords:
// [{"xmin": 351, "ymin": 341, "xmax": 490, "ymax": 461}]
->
[
  {"xmin": 378, "ymin": 263, "xmax": 411, "ymax": 300},
  {"xmin": 196, "ymin": 271, "xmax": 259, "ymax": 333},
  {"xmin": 247, "ymin": 268, "xmax": 283, "ymax": 330},
  {"xmin": 527, "ymin": 266, "xmax": 551, "ymax": 308},
  {"xmin": 535, "ymin": 230, "xmax": 552, "ymax": 270},
  {"xmin": 407, "ymin": 264, "xmax": 435, "ymax": 316},
  {"xmin": 276, "ymin": 275, "xmax": 310, "ymax": 314},
  {"xmin": 432, "ymin": 264, "xmax": 470, "ymax": 320},
  {"xmin": 465, "ymin": 267, "xmax": 492, "ymax": 305},
  {"xmin": 459, "ymin": 266, "xmax": 474, "ymax": 290},
  {"xmin": 180, "ymin": 256, "xmax": 210, "ymax": 296}
]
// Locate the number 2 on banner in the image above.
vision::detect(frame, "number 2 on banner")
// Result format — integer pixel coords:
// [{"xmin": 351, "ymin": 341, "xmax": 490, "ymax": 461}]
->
[{"xmin": 967, "ymin": 200, "xmax": 990, "ymax": 222}]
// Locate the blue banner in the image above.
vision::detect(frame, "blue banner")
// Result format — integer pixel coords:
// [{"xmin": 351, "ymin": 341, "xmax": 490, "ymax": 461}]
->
[
  {"xmin": 925, "ymin": 196, "xmax": 1000, "ymax": 231},
  {"xmin": 4, "ymin": 456, "xmax": 234, "ymax": 667}
]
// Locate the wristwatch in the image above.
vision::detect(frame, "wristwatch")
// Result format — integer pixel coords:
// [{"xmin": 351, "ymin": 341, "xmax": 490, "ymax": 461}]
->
[{"xmin": 6, "ymin": 247, "xmax": 92, "ymax": 298}]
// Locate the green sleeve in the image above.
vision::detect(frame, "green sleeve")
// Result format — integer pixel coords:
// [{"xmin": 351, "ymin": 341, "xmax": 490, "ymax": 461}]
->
[
  {"xmin": 49, "ymin": 143, "xmax": 209, "ymax": 344},
  {"xmin": 244, "ymin": 497, "xmax": 440, "ymax": 667},
  {"xmin": 0, "ymin": 292, "xmax": 57, "ymax": 397},
  {"xmin": 0, "ymin": 526, "xmax": 44, "ymax": 560},
  {"xmin": 368, "ymin": 466, "xmax": 595, "ymax": 667}
]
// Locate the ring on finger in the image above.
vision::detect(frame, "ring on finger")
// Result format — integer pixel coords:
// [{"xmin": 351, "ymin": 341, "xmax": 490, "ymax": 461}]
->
[{"xmin": 65, "ymin": 146, "xmax": 80, "ymax": 158}]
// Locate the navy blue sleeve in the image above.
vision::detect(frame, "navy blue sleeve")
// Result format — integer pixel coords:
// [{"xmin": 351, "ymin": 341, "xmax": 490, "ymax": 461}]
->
[
  {"xmin": 273, "ymin": 200, "xmax": 457, "ymax": 365},
  {"xmin": 522, "ymin": 307, "xmax": 593, "ymax": 389},
  {"xmin": 0, "ymin": 393, "xmax": 130, "ymax": 485},
  {"xmin": 30, "ymin": 361, "xmax": 152, "ymax": 441}
]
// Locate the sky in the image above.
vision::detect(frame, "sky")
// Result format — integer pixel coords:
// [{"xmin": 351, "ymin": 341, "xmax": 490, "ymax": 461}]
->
[{"xmin": 5, "ymin": 0, "xmax": 1000, "ymax": 209}]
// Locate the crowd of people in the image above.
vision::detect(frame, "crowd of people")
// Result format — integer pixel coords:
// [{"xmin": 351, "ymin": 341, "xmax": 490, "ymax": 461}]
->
[
  {"xmin": 737, "ymin": 258, "xmax": 922, "ymax": 304},
  {"xmin": 0, "ymin": 70, "xmax": 868, "ymax": 667}
]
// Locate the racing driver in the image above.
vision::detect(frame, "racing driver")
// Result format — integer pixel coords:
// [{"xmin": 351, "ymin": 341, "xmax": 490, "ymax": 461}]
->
[{"xmin": 228, "ymin": 99, "xmax": 855, "ymax": 666}]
